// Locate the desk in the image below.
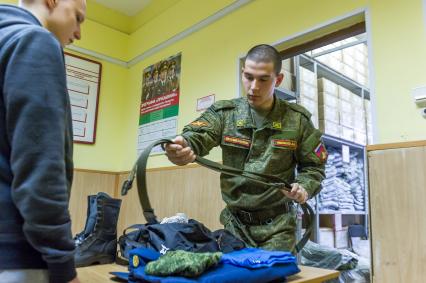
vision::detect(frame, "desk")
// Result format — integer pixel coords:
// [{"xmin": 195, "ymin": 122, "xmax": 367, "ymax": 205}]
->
[{"xmin": 77, "ymin": 264, "xmax": 339, "ymax": 283}]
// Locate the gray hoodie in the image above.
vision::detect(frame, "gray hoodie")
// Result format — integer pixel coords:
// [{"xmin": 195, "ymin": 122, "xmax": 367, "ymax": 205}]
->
[{"xmin": 0, "ymin": 4, "xmax": 75, "ymax": 283}]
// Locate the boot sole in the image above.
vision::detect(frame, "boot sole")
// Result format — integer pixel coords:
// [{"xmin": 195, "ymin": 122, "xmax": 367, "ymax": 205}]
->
[{"xmin": 76, "ymin": 255, "xmax": 115, "ymax": 268}]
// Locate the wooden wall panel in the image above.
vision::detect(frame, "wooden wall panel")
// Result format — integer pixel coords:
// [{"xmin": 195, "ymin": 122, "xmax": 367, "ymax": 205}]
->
[
  {"xmin": 69, "ymin": 170, "xmax": 117, "ymax": 235},
  {"xmin": 368, "ymin": 146, "xmax": 426, "ymax": 283},
  {"xmin": 69, "ymin": 165, "xmax": 225, "ymax": 239},
  {"xmin": 117, "ymin": 166, "xmax": 224, "ymax": 235}
]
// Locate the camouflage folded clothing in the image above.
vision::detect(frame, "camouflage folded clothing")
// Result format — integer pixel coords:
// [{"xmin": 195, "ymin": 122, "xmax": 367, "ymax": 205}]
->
[{"xmin": 145, "ymin": 250, "xmax": 222, "ymax": 277}]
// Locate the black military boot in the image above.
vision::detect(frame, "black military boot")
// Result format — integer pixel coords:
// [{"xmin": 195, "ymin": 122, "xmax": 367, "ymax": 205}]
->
[
  {"xmin": 74, "ymin": 192, "xmax": 122, "ymax": 267},
  {"xmin": 74, "ymin": 194, "xmax": 97, "ymax": 246}
]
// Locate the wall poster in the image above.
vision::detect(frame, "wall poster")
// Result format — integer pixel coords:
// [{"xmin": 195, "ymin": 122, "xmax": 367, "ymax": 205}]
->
[{"xmin": 138, "ymin": 53, "xmax": 181, "ymax": 154}]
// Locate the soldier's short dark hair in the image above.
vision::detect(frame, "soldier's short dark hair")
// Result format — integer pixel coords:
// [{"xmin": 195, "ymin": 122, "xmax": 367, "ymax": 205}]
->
[{"xmin": 245, "ymin": 44, "xmax": 282, "ymax": 74}]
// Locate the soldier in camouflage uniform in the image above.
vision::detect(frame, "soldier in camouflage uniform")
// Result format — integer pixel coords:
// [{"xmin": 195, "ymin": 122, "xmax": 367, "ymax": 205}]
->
[{"xmin": 165, "ymin": 44, "xmax": 327, "ymax": 252}]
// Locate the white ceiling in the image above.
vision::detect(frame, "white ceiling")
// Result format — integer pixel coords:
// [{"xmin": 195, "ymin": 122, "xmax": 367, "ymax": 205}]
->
[{"xmin": 93, "ymin": 0, "xmax": 152, "ymax": 16}]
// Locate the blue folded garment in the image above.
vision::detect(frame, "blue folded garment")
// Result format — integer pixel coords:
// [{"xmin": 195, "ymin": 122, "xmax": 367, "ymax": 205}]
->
[
  {"xmin": 111, "ymin": 247, "xmax": 300, "ymax": 283},
  {"xmin": 221, "ymin": 248, "xmax": 296, "ymax": 268},
  {"xmin": 113, "ymin": 261, "xmax": 300, "ymax": 283}
]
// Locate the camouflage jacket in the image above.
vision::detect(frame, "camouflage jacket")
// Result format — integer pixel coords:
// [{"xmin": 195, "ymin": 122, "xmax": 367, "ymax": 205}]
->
[{"xmin": 182, "ymin": 96, "xmax": 326, "ymax": 211}]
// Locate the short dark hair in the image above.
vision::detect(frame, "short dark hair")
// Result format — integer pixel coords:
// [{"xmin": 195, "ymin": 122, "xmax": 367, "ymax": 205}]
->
[{"xmin": 245, "ymin": 44, "xmax": 282, "ymax": 74}]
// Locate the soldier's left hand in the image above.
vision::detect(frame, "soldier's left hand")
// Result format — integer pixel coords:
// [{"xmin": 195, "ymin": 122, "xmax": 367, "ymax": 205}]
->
[{"xmin": 281, "ymin": 183, "xmax": 308, "ymax": 204}]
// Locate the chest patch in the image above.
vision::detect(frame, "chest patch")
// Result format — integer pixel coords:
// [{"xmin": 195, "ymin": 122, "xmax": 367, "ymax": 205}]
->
[
  {"xmin": 272, "ymin": 139, "xmax": 297, "ymax": 150},
  {"xmin": 224, "ymin": 136, "xmax": 251, "ymax": 148}
]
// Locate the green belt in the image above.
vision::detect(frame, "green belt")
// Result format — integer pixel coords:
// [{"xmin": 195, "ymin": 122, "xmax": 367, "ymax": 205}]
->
[{"xmin": 121, "ymin": 138, "xmax": 314, "ymax": 253}]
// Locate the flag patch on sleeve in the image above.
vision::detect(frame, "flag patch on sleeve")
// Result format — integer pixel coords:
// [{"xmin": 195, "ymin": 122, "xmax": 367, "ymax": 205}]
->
[{"xmin": 314, "ymin": 142, "xmax": 328, "ymax": 162}]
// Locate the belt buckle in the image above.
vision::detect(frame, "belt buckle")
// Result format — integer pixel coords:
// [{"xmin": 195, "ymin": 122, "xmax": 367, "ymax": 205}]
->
[{"xmin": 239, "ymin": 210, "xmax": 253, "ymax": 224}]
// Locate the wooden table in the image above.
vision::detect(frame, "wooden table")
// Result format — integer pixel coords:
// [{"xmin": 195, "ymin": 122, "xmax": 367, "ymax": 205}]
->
[{"xmin": 77, "ymin": 263, "xmax": 339, "ymax": 283}]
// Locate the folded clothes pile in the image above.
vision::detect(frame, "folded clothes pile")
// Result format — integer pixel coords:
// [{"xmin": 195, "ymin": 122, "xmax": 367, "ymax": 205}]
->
[
  {"xmin": 111, "ymin": 247, "xmax": 300, "ymax": 283},
  {"xmin": 318, "ymin": 147, "xmax": 365, "ymax": 212}
]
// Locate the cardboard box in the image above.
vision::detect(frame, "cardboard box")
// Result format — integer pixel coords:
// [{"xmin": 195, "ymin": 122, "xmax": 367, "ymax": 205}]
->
[
  {"xmin": 342, "ymin": 63, "xmax": 355, "ymax": 80},
  {"xmin": 281, "ymin": 70, "xmax": 294, "ymax": 91},
  {"xmin": 319, "ymin": 105, "xmax": 339, "ymax": 123},
  {"xmin": 338, "ymin": 86, "xmax": 352, "ymax": 102},
  {"xmin": 300, "ymin": 82, "xmax": 318, "ymax": 100},
  {"xmin": 354, "ymin": 43, "xmax": 368, "ymax": 55},
  {"xmin": 355, "ymin": 61, "xmax": 366, "ymax": 74},
  {"xmin": 364, "ymin": 99, "xmax": 371, "ymax": 113},
  {"xmin": 318, "ymin": 78, "xmax": 338, "ymax": 94},
  {"xmin": 330, "ymin": 50, "xmax": 343, "ymax": 61},
  {"xmin": 318, "ymin": 92, "xmax": 339, "ymax": 108},
  {"xmin": 328, "ymin": 57, "xmax": 343, "ymax": 73},
  {"xmin": 355, "ymin": 49, "xmax": 367, "ymax": 63},
  {"xmin": 342, "ymin": 53, "xmax": 355, "ymax": 66},
  {"xmin": 342, "ymin": 46, "xmax": 356, "ymax": 56},
  {"xmin": 319, "ymin": 119, "xmax": 341, "ymax": 138},
  {"xmin": 368, "ymin": 133, "xmax": 373, "ymax": 145},
  {"xmin": 355, "ymin": 72, "xmax": 367, "ymax": 86},
  {"xmin": 281, "ymin": 58, "xmax": 293, "ymax": 73},
  {"xmin": 352, "ymin": 94, "xmax": 364, "ymax": 108},
  {"xmin": 354, "ymin": 117, "xmax": 366, "ymax": 131},
  {"xmin": 341, "ymin": 126, "xmax": 354, "ymax": 141},
  {"xmin": 340, "ymin": 111, "xmax": 354, "ymax": 127},
  {"xmin": 311, "ymin": 113, "xmax": 319, "ymax": 129},
  {"xmin": 339, "ymin": 99, "xmax": 353, "ymax": 114},
  {"xmin": 299, "ymin": 96, "xmax": 318, "ymax": 116},
  {"xmin": 299, "ymin": 67, "xmax": 316, "ymax": 85},
  {"xmin": 367, "ymin": 122, "xmax": 373, "ymax": 133},
  {"xmin": 317, "ymin": 55, "xmax": 330, "ymax": 65},
  {"xmin": 354, "ymin": 130, "xmax": 367, "ymax": 145},
  {"xmin": 319, "ymin": 227, "xmax": 334, "ymax": 248},
  {"xmin": 334, "ymin": 227, "xmax": 349, "ymax": 249}
]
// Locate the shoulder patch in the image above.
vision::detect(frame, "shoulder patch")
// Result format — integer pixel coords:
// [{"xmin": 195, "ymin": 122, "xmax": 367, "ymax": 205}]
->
[
  {"xmin": 211, "ymin": 100, "xmax": 236, "ymax": 111},
  {"xmin": 287, "ymin": 102, "xmax": 312, "ymax": 120}
]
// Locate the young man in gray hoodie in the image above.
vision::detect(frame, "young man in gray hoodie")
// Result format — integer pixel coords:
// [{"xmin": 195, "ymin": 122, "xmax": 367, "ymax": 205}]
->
[{"xmin": 0, "ymin": 0, "xmax": 86, "ymax": 282}]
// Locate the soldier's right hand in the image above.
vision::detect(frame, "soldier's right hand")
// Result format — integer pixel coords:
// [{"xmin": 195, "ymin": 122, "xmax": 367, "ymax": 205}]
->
[{"xmin": 165, "ymin": 136, "xmax": 196, "ymax": 166}]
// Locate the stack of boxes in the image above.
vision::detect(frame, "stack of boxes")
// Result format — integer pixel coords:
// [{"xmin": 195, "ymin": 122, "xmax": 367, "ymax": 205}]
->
[
  {"xmin": 280, "ymin": 58, "xmax": 294, "ymax": 91},
  {"xmin": 338, "ymin": 86, "xmax": 355, "ymax": 142},
  {"xmin": 352, "ymin": 91, "xmax": 367, "ymax": 145},
  {"xmin": 317, "ymin": 43, "xmax": 369, "ymax": 87},
  {"xmin": 291, "ymin": 41, "xmax": 373, "ymax": 144},
  {"xmin": 317, "ymin": 78, "xmax": 370, "ymax": 145},
  {"xmin": 365, "ymin": 100, "xmax": 373, "ymax": 144},
  {"xmin": 298, "ymin": 67, "xmax": 319, "ymax": 128},
  {"xmin": 316, "ymin": 45, "xmax": 343, "ymax": 73},
  {"xmin": 318, "ymin": 78, "xmax": 340, "ymax": 138}
]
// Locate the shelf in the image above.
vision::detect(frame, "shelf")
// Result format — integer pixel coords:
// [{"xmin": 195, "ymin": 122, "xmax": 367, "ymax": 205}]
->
[
  {"xmin": 323, "ymin": 134, "xmax": 366, "ymax": 150},
  {"xmin": 299, "ymin": 54, "xmax": 370, "ymax": 100},
  {"xmin": 275, "ymin": 87, "xmax": 297, "ymax": 101}
]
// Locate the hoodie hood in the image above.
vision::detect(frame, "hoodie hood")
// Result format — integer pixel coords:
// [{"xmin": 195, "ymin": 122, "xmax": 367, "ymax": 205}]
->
[{"xmin": 0, "ymin": 4, "xmax": 41, "ymax": 30}]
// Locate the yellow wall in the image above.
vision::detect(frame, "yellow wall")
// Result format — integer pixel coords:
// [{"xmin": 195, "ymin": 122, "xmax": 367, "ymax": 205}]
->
[
  {"xmin": 369, "ymin": 0, "xmax": 426, "ymax": 142},
  {"xmin": 3, "ymin": 0, "xmax": 426, "ymax": 171}
]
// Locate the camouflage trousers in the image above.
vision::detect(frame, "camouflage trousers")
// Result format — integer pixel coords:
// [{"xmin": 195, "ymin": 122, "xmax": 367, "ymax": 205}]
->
[{"xmin": 220, "ymin": 206, "xmax": 297, "ymax": 252}]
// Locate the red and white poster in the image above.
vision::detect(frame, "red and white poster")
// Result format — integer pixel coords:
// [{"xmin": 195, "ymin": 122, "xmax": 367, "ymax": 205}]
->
[{"xmin": 138, "ymin": 53, "xmax": 181, "ymax": 154}]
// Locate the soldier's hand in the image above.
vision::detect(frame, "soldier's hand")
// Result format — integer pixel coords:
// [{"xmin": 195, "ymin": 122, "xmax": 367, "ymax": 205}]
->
[
  {"xmin": 165, "ymin": 136, "xmax": 196, "ymax": 166},
  {"xmin": 282, "ymin": 183, "xmax": 308, "ymax": 204}
]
